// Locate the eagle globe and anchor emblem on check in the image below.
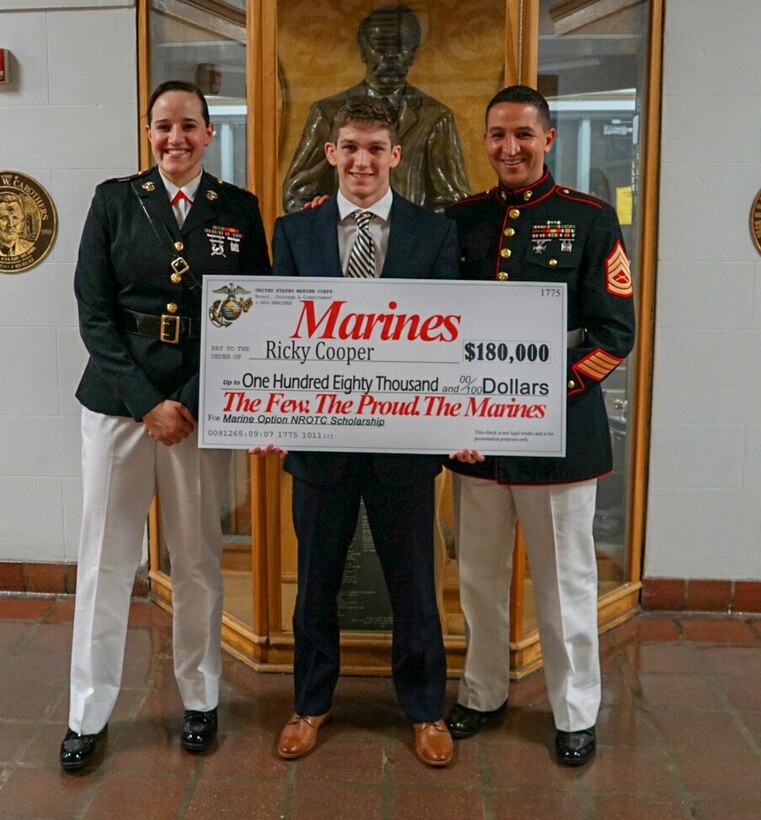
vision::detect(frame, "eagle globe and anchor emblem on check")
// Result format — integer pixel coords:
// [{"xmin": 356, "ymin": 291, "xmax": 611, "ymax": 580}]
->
[{"xmin": 208, "ymin": 282, "xmax": 253, "ymax": 328}]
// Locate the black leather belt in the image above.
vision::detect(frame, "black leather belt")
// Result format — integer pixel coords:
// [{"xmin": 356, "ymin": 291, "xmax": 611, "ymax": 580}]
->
[{"xmin": 122, "ymin": 309, "xmax": 198, "ymax": 345}]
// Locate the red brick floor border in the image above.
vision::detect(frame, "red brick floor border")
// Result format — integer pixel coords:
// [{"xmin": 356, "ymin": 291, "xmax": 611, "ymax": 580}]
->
[{"xmin": 0, "ymin": 602, "xmax": 759, "ymax": 819}]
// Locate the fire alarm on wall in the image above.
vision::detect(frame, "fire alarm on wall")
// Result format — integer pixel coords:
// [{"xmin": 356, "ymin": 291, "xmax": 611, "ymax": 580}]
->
[{"xmin": 0, "ymin": 49, "xmax": 9, "ymax": 84}]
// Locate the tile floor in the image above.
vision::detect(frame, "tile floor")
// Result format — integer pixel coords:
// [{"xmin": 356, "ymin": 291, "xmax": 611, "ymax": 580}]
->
[{"xmin": 1, "ymin": 596, "xmax": 760, "ymax": 818}]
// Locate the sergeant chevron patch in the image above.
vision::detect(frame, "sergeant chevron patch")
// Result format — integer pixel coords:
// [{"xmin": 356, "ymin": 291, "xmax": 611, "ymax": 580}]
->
[
  {"xmin": 605, "ymin": 241, "xmax": 633, "ymax": 297},
  {"xmin": 576, "ymin": 349, "xmax": 623, "ymax": 381}
]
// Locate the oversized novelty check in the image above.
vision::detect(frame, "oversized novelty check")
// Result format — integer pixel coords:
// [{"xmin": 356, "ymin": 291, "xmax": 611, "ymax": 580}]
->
[{"xmin": 199, "ymin": 276, "xmax": 567, "ymax": 456}]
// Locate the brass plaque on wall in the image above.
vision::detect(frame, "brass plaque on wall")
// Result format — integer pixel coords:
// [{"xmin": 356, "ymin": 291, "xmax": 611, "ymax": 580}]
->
[
  {"xmin": 0, "ymin": 171, "xmax": 58, "ymax": 274},
  {"xmin": 751, "ymin": 189, "xmax": 761, "ymax": 255}
]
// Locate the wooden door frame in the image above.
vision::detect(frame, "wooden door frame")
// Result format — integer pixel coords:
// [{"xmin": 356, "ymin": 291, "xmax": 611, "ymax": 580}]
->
[{"xmin": 140, "ymin": 0, "xmax": 662, "ymax": 675}]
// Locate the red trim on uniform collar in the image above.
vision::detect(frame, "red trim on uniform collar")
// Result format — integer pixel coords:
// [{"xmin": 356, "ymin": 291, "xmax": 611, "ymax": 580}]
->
[{"xmin": 494, "ymin": 166, "xmax": 555, "ymax": 207}]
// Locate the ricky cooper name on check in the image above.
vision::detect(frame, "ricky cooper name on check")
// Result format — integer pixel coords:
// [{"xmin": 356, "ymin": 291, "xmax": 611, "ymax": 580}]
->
[{"xmin": 199, "ymin": 276, "xmax": 567, "ymax": 456}]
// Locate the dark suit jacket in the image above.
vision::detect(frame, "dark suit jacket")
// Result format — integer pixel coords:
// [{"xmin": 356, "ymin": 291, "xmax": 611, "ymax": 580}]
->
[
  {"xmin": 282, "ymin": 82, "xmax": 470, "ymax": 213},
  {"xmin": 272, "ymin": 191, "xmax": 460, "ymax": 485},
  {"xmin": 74, "ymin": 167, "xmax": 271, "ymax": 421}
]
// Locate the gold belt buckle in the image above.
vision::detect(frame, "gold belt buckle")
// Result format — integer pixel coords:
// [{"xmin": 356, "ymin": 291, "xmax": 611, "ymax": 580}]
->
[
  {"xmin": 170, "ymin": 256, "xmax": 190, "ymax": 276},
  {"xmin": 160, "ymin": 314, "xmax": 181, "ymax": 344}
]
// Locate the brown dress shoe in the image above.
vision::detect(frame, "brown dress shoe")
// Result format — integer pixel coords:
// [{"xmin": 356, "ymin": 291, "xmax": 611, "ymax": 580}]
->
[
  {"xmin": 413, "ymin": 719, "xmax": 453, "ymax": 767},
  {"xmin": 277, "ymin": 712, "xmax": 330, "ymax": 759}
]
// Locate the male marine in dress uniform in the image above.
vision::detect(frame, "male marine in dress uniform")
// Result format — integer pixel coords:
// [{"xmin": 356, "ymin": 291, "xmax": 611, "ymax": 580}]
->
[{"xmin": 445, "ymin": 86, "xmax": 635, "ymax": 766}]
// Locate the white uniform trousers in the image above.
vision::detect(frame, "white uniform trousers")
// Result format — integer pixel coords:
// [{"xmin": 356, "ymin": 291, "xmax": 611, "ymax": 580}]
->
[
  {"xmin": 69, "ymin": 407, "xmax": 229, "ymax": 735},
  {"xmin": 452, "ymin": 473, "xmax": 600, "ymax": 733}
]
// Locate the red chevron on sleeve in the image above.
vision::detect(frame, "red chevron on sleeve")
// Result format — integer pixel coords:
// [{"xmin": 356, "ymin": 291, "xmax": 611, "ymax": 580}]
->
[{"xmin": 605, "ymin": 241, "xmax": 633, "ymax": 297}]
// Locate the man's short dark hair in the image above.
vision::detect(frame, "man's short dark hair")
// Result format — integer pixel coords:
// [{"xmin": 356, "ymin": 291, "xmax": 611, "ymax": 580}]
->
[
  {"xmin": 329, "ymin": 96, "xmax": 400, "ymax": 145},
  {"xmin": 357, "ymin": 3, "xmax": 422, "ymax": 51},
  {"xmin": 147, "ymin": 80, "xmax": 210, "ymax": 127},
  {"xmin": 485, "ymin": 85, "xmax": 552, "ymax": 130}
]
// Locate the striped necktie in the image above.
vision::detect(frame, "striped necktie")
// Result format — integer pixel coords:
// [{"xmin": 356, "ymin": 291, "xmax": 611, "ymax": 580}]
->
[{"xmin": 346, "ymin": 210, "xmax": 376, "ymax": 278}]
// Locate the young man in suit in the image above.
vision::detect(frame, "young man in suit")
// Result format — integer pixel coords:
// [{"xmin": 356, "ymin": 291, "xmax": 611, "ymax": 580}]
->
[{"xmin": 270, "ymin": 95, "xmax": 459, "ymax": 767}]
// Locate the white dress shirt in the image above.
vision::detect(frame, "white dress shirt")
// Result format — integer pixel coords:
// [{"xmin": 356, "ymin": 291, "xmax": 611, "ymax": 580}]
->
[{"xmin": 159, "ymin": 169, "xmax": 203, "ymax": 228}]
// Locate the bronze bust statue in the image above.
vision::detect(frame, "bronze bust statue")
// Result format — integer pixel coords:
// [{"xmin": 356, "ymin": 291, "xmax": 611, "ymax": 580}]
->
[{"xmin": 282, "ymin": 4, "xmax": 470, "ymax": 213}]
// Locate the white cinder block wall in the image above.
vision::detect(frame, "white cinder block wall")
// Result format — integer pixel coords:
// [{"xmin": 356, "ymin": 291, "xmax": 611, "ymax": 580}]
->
[
  {"xmin": 645, "ymin": 0, "xmax": 761, "ymax": 580},
  {"xmin": 1, "ymin": 0, "xmax": 760, "ymax": 589},
  {"xmin": 0, "ymin": 1, "xmax": 137, "ymax": 562}
]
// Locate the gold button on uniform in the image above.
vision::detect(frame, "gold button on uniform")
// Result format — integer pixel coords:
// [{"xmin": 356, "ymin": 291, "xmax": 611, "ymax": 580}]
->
[
  {"xmin": 166, "ymin": 303, "xmax": 178, "ymax": 314},
  {"xmin": 170, "ymin": 272, "xmax": 183, "ymax": 284},
  {"xmin": 568, "ymin": 379, "xmax": 576, "ymax": 389},
  {"xmin": 497, "ymin": 271, "xmax": 509, "ymax": 281},
  {"xmin": 174, "ymin": 241, "xmax": 184, "ymax": 251},
  {"xmin": 503, "ymin": 227, "xmax": 515, "ymax": 237},
  {"xmin": 508, "ymin": 208, "xmax": 520, "ymax": 219},
  {"xmin": 500, "ymin": 248, "xmax": 511, "ymax": 259},
  {"xmin": 548, "ymin": 258, "xmax": 558, "ymax": 267}
]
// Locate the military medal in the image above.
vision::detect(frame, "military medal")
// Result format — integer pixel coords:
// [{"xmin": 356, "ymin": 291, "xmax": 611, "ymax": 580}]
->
[
  {"xmin": 205, "ymin": 225, "xmax": 243, "ymax": 257},
  {"xmin": 532, "ymin": 220, "xmax": 576, "ymax": 254},
  {"xmin": 227, "ymin": 229, "xmax": 241, "ymax": 254},
  {"xmin": 205, "ymin": 226, "xmax": 226, "ymax": 257}
]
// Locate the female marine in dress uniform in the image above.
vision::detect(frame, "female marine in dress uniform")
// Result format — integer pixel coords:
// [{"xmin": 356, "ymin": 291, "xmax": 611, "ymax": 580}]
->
[{"xmin": 61, "ymin": 81, "xmax": 270, "ymax": 770}]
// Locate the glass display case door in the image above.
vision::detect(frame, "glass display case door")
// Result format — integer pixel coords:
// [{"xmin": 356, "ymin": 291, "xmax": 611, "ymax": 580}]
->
[{"xmin": 144, "ymin": 0, "xmax": 661, "ymax": 677}]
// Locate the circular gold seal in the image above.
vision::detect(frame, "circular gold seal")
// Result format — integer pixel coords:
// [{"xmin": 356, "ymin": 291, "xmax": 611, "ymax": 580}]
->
[
  {"xmin": 0, "ymin": 171, "xmax": 58, "ymax": 274},
  {"xmin": 751, "ymin": 190, "xmax": 761, "ymax": 255}
]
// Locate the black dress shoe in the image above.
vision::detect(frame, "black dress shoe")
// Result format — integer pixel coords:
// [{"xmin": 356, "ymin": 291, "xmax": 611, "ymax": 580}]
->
[
  {"xmin": 181, "ymin": 708, "xmax": 218, "ymax": 752},
  {"xmin": 555, "ymin": 727, "xmax": 596, "ymax": 766},
  {"xmin": 60, "ymin": 725, "xmax": 107, "ymax": 771},
  {"xmin": 446, "ymin": 699, "xmax": 508, "ymax": 739}
]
